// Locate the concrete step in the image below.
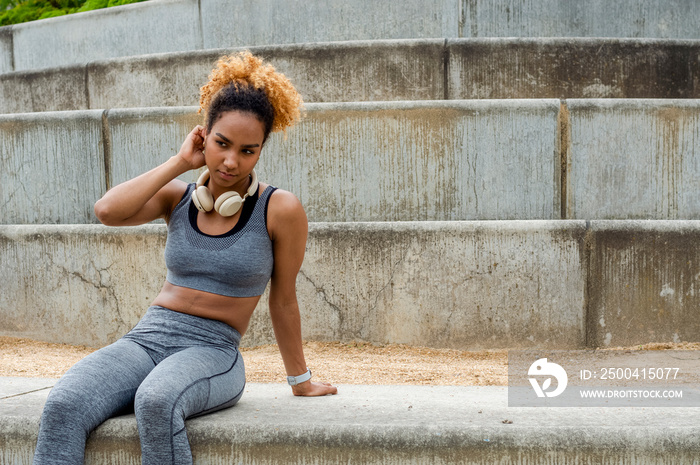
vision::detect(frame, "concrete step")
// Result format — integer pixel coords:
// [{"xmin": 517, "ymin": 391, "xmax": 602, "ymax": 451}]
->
[
  {"xmin": 2, "ymin": 0, "xmax": 699, "ymax": 73},
  {"xmin": 2, "ymin": 38, "xmax": 699, "ymax": 114},
  {"xmin": 2, "ymin": 100, "xmax": 700, "ymax": 225},
  {"xmin": 2, "ymin": 377, "xmax": 699, "ymax": 464},
  {"xmin": 2, "ymin": 220, "xmax": 699, "ymax": 350}
]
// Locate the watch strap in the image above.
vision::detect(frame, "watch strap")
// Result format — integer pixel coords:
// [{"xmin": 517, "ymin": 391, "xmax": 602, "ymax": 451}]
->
[{"xmin": 287, "ymin": 368, "xmax": 312, "ymax": 386}]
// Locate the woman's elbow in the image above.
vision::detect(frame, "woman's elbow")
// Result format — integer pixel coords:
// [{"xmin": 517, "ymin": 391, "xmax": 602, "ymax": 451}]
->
[
  {"xmin": 93, "ymin": 199, "xmax": 120, "ymax": 226},
  {"xmin": 268, "ymin": 291, "xmax": 299, "ymax": 315}
]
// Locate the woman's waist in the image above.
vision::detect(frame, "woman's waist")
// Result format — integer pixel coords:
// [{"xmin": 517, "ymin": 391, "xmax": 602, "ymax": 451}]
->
[{"xmin": 151, "ymin": 282, "xmax": 259, "ymax": 336}]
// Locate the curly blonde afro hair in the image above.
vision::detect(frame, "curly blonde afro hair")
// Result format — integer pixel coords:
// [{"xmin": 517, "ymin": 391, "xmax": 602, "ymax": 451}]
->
[{"xmin": 199, "ymin": 51, "xmax": 303, "ymax": 140}]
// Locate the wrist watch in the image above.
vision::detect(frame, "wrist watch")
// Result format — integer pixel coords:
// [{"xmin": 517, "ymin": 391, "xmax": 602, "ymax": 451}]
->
[{"xmin": 287, "ymin": 368, "xmax": 312, "ymax": 386}]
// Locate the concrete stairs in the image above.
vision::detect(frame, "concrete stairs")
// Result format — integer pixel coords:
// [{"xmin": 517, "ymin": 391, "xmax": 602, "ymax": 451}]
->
[
  {"xmin": 2, "ymin": 38, "xmax": 700, "ymax": 113},
  {"xmin": 1, "ymin": 0, "xmax": 700, "ymax": 463},
  {"xmin": 5, "ymin": 379, "xmax": 700, "ymax": 465}
]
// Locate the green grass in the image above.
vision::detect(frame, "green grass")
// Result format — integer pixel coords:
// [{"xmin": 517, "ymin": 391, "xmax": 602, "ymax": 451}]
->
[{"xmin": 1, "ymin": 0, "xmax": 148, "ymax": 26}]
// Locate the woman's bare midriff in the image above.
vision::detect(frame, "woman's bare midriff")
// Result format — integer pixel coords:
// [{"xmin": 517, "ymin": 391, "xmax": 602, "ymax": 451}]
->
[{"xmin": 151, "ymin": 281, "xmax": 260, "ymax": 335}]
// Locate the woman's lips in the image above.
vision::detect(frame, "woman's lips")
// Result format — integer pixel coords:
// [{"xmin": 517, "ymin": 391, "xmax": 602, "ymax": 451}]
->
[{"xmin": 217, "ymin": 170, "xmax": 235, "ymax": 180}]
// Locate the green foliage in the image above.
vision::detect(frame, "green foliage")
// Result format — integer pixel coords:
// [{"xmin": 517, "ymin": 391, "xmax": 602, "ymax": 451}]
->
[
  {"xmin": 1, "ymin": 0, "xmax": 20, "ymax": 10},
  {"xmin": 108, "ymin": 0, "xmax": 143, "ymax": 5},
  {"xmin": 38, "ymin": 9, "xmax": 66, "ymax": 18},
  {"xmin": 0, "ymin": 0, "xmax": 147, "ymax": 26},
  {"xmin": 76, "ymin": 0, "xmax": 107, "ymax": 12}
]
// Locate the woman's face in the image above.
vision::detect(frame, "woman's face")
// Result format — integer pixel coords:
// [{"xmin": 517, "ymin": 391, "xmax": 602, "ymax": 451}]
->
[{"xmin": 204, "ymin": 111, "xmax": 265, "ymax": 195}]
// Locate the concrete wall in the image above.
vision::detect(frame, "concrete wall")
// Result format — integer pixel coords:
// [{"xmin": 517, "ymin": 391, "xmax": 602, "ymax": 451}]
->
[
  {"xmin": 5, "ymin": 221, "xmax": 700, "ymax": 349},
  {"xmin": 200, "ymin": 0, "xmax": 457, "ymax": 48},
  {"xmin": 3, "ymin": 38, "xmax": 700, "ymax": 114},
  {"xmin": 107, "ymin": 101, "xmax": 560, "ymax": 222},
  {"xmin": 106, "ymin": 107, "xmax": 202, "ymax": 188},
  {"xmin": 588, "ymin": 221, "xmax": 700, "ymax": 347},
  {"xmin": 0, "ymin": 65, "xmax": 87, "ymax": 114},
  {"xmin": 0, "ymin": 225, "xmax": 166, "ymax": 346},
  {"xmin": 448, "ymin": 38, "xmax": 700, "ymax": 100},
  {"xmin": 260, "ymin": 100, "xmax": 560, "ymax": 221},
  {"xmin": 0, "ymin": 26, "xmax": 11, "ymax": 74},
  {"xmin": 86, "ymin": 40, "xmax": 446, "ymax": 112},
  {"xmin": 566, "ymin": 99, "xmax": 700, "ymax": 219},
  {"xmin": 10, "ymin": 0, "xmax": 201, "ymax": 71},
  {"xmin": 6, "ymin": 100, "xmax": 700, "ymax": 224},
  {"xmin": 460, "ymin": 0, "xmax": 700, "ymax": 39},
  {"xmin": 0, "ymin": 221, "xmax": 587, "ymax": 350},
  {"xmin": 253, "ymin": 40, "xmax": 447, "ymax": 103},
  {"xmin": 0, "ymin": 110, "xmax": 105, "ymax": 224},
  {"xmin": 0, "ymin": 101, "xmax": 554, "ymax": 225},
  {"xmin": 2, "ymin": 0, "xmax": 700, "ymax": 73}
]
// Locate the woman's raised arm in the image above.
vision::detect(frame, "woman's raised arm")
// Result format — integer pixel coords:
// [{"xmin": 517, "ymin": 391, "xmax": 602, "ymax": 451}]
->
[{"xmin": 94, "ymin": 125, "xmax": 206, "ymax": 226}]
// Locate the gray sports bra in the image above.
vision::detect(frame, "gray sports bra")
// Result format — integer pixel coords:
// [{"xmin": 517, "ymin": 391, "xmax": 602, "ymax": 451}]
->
[{"xmin": 164, "ymin": 183, "xmax": 277, "ymax": 297}]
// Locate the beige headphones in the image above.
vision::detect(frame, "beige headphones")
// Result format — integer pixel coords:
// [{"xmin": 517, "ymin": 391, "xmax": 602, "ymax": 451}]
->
[{"xmin": 191, "ymin": 169, "xmax": 259, "ymax": 217}]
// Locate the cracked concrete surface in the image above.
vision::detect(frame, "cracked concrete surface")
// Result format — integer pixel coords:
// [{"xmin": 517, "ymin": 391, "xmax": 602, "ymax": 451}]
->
[
  {"xmin": 5, "ymin": 220, "xmax": 700, "ymax": 350},
  {"xmin": 0, "ymin": 225, "xmax": 166, "ymax": 347},
  {"xmin": 1, "ymin": 221, "xmax": 587, "ymax": 349}
]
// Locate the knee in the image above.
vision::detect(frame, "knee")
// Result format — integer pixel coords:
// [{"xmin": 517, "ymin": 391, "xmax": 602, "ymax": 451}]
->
[
  {"xmin": 40, "ymin": 388, "xmax": 90, "ymax": 429},
  {"xmin": 134, "ymin": 385, "xmax": 177, "ymax": 421}
]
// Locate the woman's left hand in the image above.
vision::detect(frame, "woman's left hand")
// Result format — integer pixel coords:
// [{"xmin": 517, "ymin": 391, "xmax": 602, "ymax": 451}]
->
[{"xmin": 291, "ymin": 381, "xmax": 338, "ymax": 397}]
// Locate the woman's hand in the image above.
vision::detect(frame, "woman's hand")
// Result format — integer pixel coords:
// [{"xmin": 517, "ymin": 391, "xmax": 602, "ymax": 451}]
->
[
  {"xmin": 291, "ymin": 380, "xmax": 338, "ymax": 397},
  {"xmin": 175, "ymin": 125, "xmax": 207, "ymax": 171}
]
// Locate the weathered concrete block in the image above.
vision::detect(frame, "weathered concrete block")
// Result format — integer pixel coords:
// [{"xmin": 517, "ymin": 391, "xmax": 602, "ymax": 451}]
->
[
  {"xmin": 11, "ymin": 0, "xmax": 201, "ymax": 71},
  {"xmin": 461, "ymin": 0, "xmax": 700, "ymax": 39},
  {"xmin": 2, "ymin": 37, "xmax": 697, "ymax": 114},
  {"xmin": 251, "ymin": 40, "xmax": 446, "ymax": 103},
  {"xmin": 4, "ymin": 0, "xmax": 700, "ymax": 76},
  {"xmin": 87, "ymin": 52, "xmax": 217, "ymax": 110},
  {"xmin": 0, "ymin": 221, "xmax": 587, "ymax": 350},
  {"xmin": 8, "ymin": 221, "xmax": 700, "ymax": 349},
  {"xmin": 106, "ymin": 107, "xmax": 203, "ymax": 188},
  {"xmin": 249, "ymin": 221, "xmax": 587, "ymax": 349},
  {"xmin": 260, "ymin": 100, "xmax": 561, "ymax": 221},
  {"xmin": 0, "ymin": 66, "xmax": 87, "ymax": 113},
  {"xmin": 0, "ymin": 225, "xmax": 166, "ymax": 347},
  {"xmin": 588, "ymin": 221, "xmax": 700, "ymax": 347},
  {"xmin": 5, "ymin": 382, "xmax": 700, "ymax": 465},
  {"xmin": 566, "ymin": 99, "xmax": 700, "ymax": 219},
  {"xmin": 0, "ymin": 110, "xmax": 105, "ymax": 224},
  {"xmin": 105, "ymin": 101, "xmax": 560, "ymax": 221},
  {"xmin": 201, "ymin": 0, "xmax": 458, "ymax": 49},
  {"xmin": 448, "ymin": 38, "xmax": 700, "ymax": 99},
  {"xmin": 0, "ymin": 26, "xmax": 11, "ymax": 74},
  {"xmin": 86, "ymin": 40, "xmax": 446, "ymax": 110}
]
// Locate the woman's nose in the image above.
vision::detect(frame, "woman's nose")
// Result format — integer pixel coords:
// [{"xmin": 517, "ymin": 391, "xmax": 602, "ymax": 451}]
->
[{"xmin": 223, "ymin": 153, "xmax": 238, "ymax": 169}]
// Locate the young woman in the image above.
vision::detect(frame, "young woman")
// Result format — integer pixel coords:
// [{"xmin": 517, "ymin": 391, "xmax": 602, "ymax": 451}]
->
[{"xmin": 33, "ymin": 51, "xmax": 337, "ymax": 465}]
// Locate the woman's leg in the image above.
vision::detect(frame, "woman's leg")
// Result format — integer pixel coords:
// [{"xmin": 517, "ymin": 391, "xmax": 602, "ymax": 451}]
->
[
  {"xmin": 33, "ymin": 339, "xmax": 156, "ymax": 465},
  {"xmin": 134, "ymin": 345, "xmax": 245, "ymax": 465}
]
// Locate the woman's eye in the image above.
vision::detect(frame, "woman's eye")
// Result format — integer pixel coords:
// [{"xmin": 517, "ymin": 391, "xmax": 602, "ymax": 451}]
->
[{"xmin": 216, "ymin": 140, "xmax": 226, "ymax": 147}]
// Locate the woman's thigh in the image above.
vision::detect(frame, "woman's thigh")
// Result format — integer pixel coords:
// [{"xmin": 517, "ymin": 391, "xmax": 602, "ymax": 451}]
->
[
  {"xmin": 135, "ymin": 345, "xmax": 245, "ymax": 420},
  {"xmin": 34, "ymin": 338, "xmax": 156, "ymax": 465},
  {"xmin": 46, "ymin": 339, "xmax": 156, "ymax": 421}
]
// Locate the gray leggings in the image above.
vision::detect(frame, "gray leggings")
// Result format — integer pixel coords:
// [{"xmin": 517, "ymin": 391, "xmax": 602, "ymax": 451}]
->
[{"xmin": 33, "ymin": 306, "xmax": 245, "ymax": 465}]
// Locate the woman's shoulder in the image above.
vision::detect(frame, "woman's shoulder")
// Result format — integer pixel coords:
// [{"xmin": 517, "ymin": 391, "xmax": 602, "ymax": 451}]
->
[
  {"xmin": 265, "ymin": 185, "xmax": 303, "ymax": 212},
  {"xmin": 262, "ymin": 184, "xmax": 307, "ymax": 237}
]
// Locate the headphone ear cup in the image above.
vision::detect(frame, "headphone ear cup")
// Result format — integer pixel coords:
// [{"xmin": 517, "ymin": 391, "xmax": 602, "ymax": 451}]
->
[
  {"xmin": 214, "ymin": 191, "xmax": 243, "ymax": 217},
  {"xmin": 192, "ymin": 185, "xmax": 214, "ymax": 212},
  {"xmin": 247, "ymin": 169, "xmax": 259, "ymax": 196}
]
